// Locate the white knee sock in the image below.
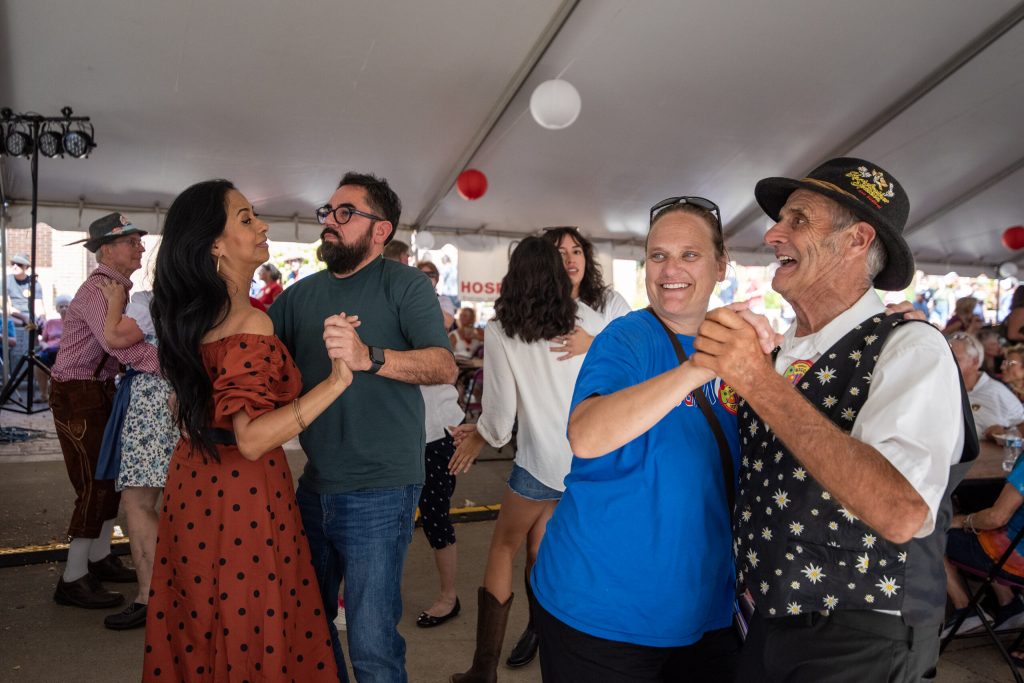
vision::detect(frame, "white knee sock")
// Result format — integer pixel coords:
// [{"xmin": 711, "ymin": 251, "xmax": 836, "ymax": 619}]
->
[
  {"xmin": 87, "ymin": 518, "xmax": 117, "ymax": 562},
  {"xmin": 64, "ymin": 538, "xmax": 91, "ymax": 582}
]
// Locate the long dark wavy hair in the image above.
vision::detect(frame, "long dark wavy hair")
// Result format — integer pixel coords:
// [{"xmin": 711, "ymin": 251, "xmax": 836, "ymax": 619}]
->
[
  {"xmin": 494, "ymin": 236, "xmax": 576, "ymax": 343},
  {"xmin": 152, "ymin": 179, "xmax": 235, "ymax": 462},
  {"xmin": 541, "ymin": 226, "xmax": 610, "ymax": 312}
]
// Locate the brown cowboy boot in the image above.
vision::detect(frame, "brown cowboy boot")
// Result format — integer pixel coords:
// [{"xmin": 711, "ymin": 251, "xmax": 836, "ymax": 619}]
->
[{"xmin": 451, "ymin": 587, "xmax": 514, "ymax": 683}]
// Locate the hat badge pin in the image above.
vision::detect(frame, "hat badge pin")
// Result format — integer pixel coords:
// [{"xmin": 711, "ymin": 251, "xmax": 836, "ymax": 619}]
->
[{"xmin": 845, "ymin": 166, "xmax": 896, "ymax": 208}]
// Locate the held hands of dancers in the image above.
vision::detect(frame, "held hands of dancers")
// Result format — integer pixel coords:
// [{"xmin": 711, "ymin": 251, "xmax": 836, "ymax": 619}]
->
[
  {"xmin": 323, "ymin": 313, "xmax": 369, "ymax": 373},
  {"xmin": 448, "ymin": 424, "xmax": 485, "ymax": 474},
  {"xmin": 691, "ymin": 304, "xmax": 782, "ymax": 396}
]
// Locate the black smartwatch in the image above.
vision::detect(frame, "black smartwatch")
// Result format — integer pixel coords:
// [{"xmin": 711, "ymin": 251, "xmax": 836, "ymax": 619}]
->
[{"xmin": 367, "ymin": 346, "xmax": 385, "ymax": 374}]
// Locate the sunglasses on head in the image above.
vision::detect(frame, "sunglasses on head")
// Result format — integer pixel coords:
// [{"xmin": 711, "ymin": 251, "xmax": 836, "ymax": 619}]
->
[{"xmin": 649, "ymin": 196, "xmax": 722, "ymax": 233}]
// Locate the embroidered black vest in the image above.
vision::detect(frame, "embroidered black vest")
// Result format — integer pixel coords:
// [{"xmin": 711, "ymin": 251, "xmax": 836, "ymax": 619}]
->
[{"xmin": 733, "ymin": 313, "xmax": 977, "ymax": 626}]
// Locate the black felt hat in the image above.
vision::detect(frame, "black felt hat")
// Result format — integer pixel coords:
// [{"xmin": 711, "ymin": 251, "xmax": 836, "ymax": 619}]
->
[
  {"xmin": 66, "ymin": 213, "xmax": 148, "ymax": 253},
  {"xmin": 754, "ymin": 157, "xmax": 913, "ymax": 291}
]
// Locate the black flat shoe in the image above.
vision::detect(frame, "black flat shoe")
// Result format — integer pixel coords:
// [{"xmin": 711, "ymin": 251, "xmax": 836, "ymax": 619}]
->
[
  {"xmin": 104, "ymin": 602, "xmax": 148, "ymax": 630},
  {"xmin": 506, "ymin": 626, "xmax": 539, "ymax": 668},
  {"xmin": 88, "ymin": 554, "xmax": 137, "ymax": 583},
  {"xmin": 416, "ymin": 597, "xmax": 460, "ymax": 628}
]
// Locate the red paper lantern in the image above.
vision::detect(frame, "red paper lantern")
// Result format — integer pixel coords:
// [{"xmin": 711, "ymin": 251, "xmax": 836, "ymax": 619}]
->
[
  {"xmin": 1003, "ymin": 226, "xmax": 1024, "ymax": 251},
  {"xmin": 456, "ymin": 169, "xmax": 488, "ymax": 201}
]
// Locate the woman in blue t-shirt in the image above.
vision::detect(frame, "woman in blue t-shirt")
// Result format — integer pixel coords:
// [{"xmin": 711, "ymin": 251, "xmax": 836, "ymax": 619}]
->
[{"xmin": 531, "ymin": 197, "xmax": 776, "ymax": 682}]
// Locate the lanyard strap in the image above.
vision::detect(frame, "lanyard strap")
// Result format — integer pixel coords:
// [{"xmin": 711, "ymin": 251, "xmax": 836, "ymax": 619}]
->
[{"xmin": 646, "ymin": 307, "xmax": 735, "ymax": 512}]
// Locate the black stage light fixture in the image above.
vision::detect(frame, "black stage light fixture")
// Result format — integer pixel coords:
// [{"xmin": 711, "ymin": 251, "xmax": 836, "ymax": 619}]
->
[
  {"xmin": 63, "ymin": 121, "xmax": 96, "ymax": 158},
  {"xmin": 4, "ymin": 122, "xmax": 33, "ymax": 158},
  {"xmin": 0, "ymin": 122, "xmax": 6, "ymax": 155},
  {"xmin": 37, "ymin": 122, "xmax": 64, "ymax": 157}
]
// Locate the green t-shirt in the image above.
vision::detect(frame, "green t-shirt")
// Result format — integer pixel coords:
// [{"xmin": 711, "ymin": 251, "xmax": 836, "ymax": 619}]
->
[{"xmin": 268, "ymin": 258, "xmax": 451, "ymax": 493}]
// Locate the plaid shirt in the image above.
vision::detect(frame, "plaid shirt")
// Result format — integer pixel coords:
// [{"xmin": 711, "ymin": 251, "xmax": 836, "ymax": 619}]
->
[{"xmin": 50, "ymin": 264, "xmax": 158, "ymax": 381}]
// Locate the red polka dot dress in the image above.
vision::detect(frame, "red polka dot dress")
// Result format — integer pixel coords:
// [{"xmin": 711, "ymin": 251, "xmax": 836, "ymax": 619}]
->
[{"xmin": 143, "ymin": 334, "xmax": 337, "ymax": 682}]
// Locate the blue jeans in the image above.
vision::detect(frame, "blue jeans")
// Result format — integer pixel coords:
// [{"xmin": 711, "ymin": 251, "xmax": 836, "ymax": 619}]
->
[{"xmin": 297, "ymin": 484, "xmax": 421, "ymax": 683}]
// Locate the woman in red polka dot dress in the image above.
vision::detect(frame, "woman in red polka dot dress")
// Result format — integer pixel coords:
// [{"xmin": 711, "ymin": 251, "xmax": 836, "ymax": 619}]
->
[{"xmin": 145, "ymin": 180, "xmax": 353, "ymax": 681}]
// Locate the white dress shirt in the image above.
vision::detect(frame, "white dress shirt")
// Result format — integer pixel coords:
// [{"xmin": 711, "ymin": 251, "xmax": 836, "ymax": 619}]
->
[{"xmin": 774, "ymin": 289, "xmax": 964, "ymax": 538}]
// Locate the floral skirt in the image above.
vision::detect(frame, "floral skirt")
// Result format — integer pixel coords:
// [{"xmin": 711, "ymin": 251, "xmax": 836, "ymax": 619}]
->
[{"xmin": 116, "ymin": 373, "xmax": 177, "ymax": 491}]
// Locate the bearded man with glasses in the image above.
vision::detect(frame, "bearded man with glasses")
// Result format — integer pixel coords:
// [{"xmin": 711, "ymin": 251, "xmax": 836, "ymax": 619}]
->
[{"xmin": 268, "ymin": 171, "xmax": 457, "ymax": 682}]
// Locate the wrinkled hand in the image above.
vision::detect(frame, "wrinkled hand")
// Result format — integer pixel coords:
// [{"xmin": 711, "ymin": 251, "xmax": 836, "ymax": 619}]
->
[
  {"xmin": 727, "ymin": 302, "xmax": 783, "ymax": 354},
  {"xmin": 97, "ymin": 279, "xmax": 127, "ymax": 309},
  {"xmin": 448, "ymin": 425, "xmax": 485, "ymax": 474},
  {"xmin": 692, "ymin": 307, "xmax": 776, "ymax": 394},
  {"xmin": 323, "ymin": 313, "xmax": 367, "ymax": 371},
  {"xmin": 885, "ymin": 301, "xmax": 926, "ymax": 322},
  {"xmin": 549, "ymin": 326, "xmax": 593, "ymax": 361}
]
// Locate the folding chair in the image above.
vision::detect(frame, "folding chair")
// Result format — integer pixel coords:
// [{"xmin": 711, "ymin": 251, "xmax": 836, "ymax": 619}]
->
[{"xmin": 940, "ymin": 523, "xmax": 1024, "ymax": 683}]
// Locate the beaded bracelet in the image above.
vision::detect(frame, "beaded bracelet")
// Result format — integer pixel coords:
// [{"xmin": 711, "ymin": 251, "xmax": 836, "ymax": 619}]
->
[{"xmin": 292, "ymin": 399, "xmax": 308, "ymax": 431}]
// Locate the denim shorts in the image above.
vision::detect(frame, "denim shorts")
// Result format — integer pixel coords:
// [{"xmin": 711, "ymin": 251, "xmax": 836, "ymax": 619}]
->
[{"xmin": 507, "ymin": 463, "xmax": 562, "ymax": 502}]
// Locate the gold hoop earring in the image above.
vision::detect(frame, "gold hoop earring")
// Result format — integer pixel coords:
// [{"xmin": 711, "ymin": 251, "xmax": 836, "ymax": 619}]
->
[{"xmin": 216, "ymin": 254, "xmax": 222, "ymax": 274}]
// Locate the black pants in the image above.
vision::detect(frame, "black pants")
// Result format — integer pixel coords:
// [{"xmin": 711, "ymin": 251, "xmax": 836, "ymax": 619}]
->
[
  {"xmin": 737, "ymin": 608, "xmax": 939, "ymax": 682},
  {"xmin": 535, "ymin": 600, "xmax": 739, "ymax": 682}
]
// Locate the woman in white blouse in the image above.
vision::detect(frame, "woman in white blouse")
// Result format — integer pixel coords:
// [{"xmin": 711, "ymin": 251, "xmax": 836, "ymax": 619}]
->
[{"xmin": 448, "ymin": 234, "xmax": 629, "ymax": 682}]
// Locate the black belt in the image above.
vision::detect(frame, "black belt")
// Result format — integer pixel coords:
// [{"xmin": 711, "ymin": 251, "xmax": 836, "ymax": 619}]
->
[
  {"xmin": 769, "ymin": 608, "xmax": 914, "ymax": 643},
  {"xmin": 204, "ymin": 428, "xmax": 237, "ymax": 446}
]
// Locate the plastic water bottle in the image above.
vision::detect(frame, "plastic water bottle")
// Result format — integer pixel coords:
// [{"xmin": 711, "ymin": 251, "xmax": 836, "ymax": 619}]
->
[{"xmin": 1003, "ymin": 427, "xmax": 1023, "ymax": 473}]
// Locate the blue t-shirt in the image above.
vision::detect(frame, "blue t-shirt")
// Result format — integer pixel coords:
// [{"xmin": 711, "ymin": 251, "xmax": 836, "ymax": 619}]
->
[
  {"xmin": 531, "ymin": 310, "xmax": 741, "ymax": 647},
  {"xmin": 1004, "ymin": 456, "xmax": 1024, "ymax": 551}
]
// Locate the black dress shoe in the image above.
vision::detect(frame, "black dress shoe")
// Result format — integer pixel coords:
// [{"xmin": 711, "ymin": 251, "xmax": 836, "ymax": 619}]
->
[
  {"xmin": 104, "ymin": 602, "xmax": 148, "ymax": 630},
  {"xmin": 416, "ymin": 597, "xmax": 460, "ymax": 628},
  {"xmin": 87, "ymin": 554, "xmax": 137, "ymax": 583},
  {"xmin": 54, "ymin": 574, "xmax": 125, "ymax": 609},
  {"xmin": 506, "ymin": 626, "xmax": 539, "ymax": 667}
]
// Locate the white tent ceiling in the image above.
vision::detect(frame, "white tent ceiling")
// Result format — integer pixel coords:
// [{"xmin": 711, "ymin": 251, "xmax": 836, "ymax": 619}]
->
[{"xmin": 2, "ymin": 0, "xmax": 1023, "ymax": 276}]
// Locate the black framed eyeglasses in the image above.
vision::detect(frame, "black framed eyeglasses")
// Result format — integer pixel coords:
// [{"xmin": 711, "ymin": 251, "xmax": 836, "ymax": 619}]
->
[
  {"xmin": 649, "ymin": 196, "xmax": 722, "ymax": 233},
  {"xmin": 315, "ymin": 203, "xmax": 383, "ymax": 226}
]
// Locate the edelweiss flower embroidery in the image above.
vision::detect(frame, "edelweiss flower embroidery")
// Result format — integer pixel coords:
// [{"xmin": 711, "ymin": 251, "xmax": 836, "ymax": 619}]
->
[
  {"xmin": 774, "ymin": 569, "xmax": 783, "ymax": 576},
  {"xmin": 815, "ymin": 366, "xmax": 836, "ymax": 384},
  {"xmin": 746, "ymin": 549, "xmax": 759, "ymax": 568},
  {"xmin": 761, "ymin": 528, "xmax": 773, "ymax": 541},
  {"xmin": 898, "ymin": 551, "xmax": 907, "ymax": 564},
  {"xmin": 879, "ymin": 559, "xmax": 887, "ymax": 567},
  {"xmin": 863, "ymin": 371, "xmax": 873, "ymax": 384},
  {"xmin": 801, "ymin": 381, "xmax": 810, "ymax": 390},
  {"xmin": 876, "ymin": 576, "xmax": 900, "ymax": 597},
  {"xmin": 760, "ymin": 581, "xmax": 769, "ymax": 595},
  {"xmin": 828, "ymin": 353, "xmax": 836, "ymax": 359},
  {"xmin": 785, "ymin": 552, "xmax": 794, "ymax": 561},
  {"xmin": 865, "ymin": 594, "xmax": 876, "ymax": 604},
  {"xmin": 753, "ymin": 460, "xmax": 764, "ymax": 472},
  {"xmin": 823, "ymin": 595, "xmax": 839, "ymax": 610},
  {"xmin": 741, "ymin": 510, "xmax": 752, "ymax": 522},
  {"xmin": 793, "ymin": 467, "xmax": 807, "ymax": 481},
  {"xmin": 849, "ymin": 387, "xmax": 860, "ymax": 396},
  {"xmin": 787, "ymin": 602, "xmax": 802, "ymax": 615},
  {"xmin": 856, "ymin": 554, "xmax": 870, "ymax": 573},
  {"xmin": 789, "ymin": 521, "xmax": 804, "ymax": 535},
  {"xmin": 849, "ymin": 349, "xmax": 862, "ymax": 361},
  {"xmin": 801, "ymin": 563, "xmax": 825, "ymax": 584},
  {"xmin": 841, "ymin": 407, "xmax": 857, "ymax": 421},
  {"xmin": 790, "ymin": 580, "xmax": 800, "ymax": 590},
  {"xmin": 864, "ymin": 334, "xmax": 878, "ymax": 345},
  {"xmin": 821, "ymin": 491, "xmax": 832, "ymax": 501},
  {"xmin": 862, "ymin": 533, "xmax": 877, "ymax": 549},
  {"xmin": 774, "ymin": 451, "xmax": 783, "ymax": 463},
  {"xmin": 822, "ymin": 395, "xmax": 838, "ymax": 408},
  {"xmin": 768, "ymin": 607, "xmax": 777, "ymax": 615},
  {"xmin": 773, "ymin": 490, "xmax": 790, "ymax": 509},
  {"xmin": 838, "ymin": 507, "xmax": 856, "ymax": 522},
  {"xmin": 828, "ymin": 521, "xmax": 838, "ymax": 531},
  {"xmin": 748, "ymin": 421, "xmax": 759, "ymax": 436},
  {"xmin": 810, "ymin": 508, "xmax": 819, "ymax": 516}
]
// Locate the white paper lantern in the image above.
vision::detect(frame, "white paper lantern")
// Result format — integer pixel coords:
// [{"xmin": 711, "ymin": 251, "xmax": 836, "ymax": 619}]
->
[
  {"xmin": 999, "ymin": 262, "xmax": 1018, "ymax": 278},
  {"xmin": 415, "ymin": 230, "xmax": 435, "ymax": 251},
  {"xmin": 530, "ymin": 79, "xmax": 581, "ymax": 130}
]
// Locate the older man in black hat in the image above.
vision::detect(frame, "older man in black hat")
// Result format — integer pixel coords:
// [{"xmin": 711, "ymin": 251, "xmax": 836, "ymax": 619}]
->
[
  {"xmin": 693, "ymin": 158, "xmax": 977, "ymax": 681},
  {"xmin": 50, "ymin": 213, "xmax": 159, "ymax": 612}
]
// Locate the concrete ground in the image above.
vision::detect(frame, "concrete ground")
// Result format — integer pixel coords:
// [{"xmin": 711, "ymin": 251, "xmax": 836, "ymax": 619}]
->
[{"xmin": 0, "ymin": 407, "xmax": 1017, "ymax": 682}]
